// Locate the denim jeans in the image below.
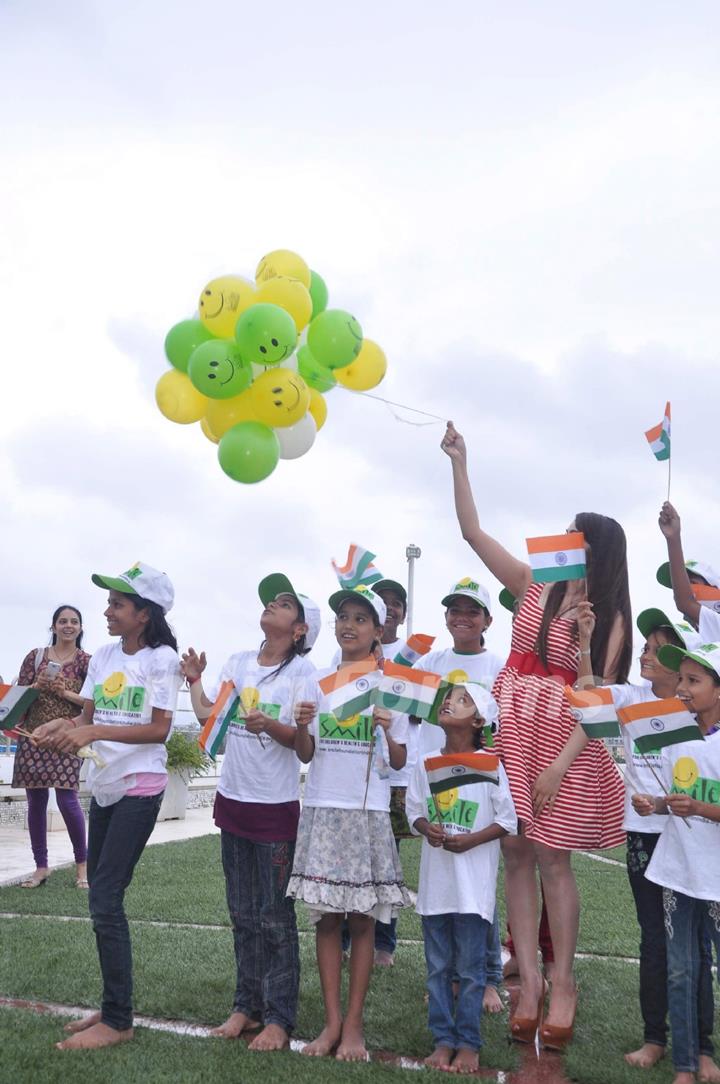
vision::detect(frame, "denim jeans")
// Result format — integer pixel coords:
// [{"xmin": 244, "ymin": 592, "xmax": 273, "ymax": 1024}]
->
[
  {"xmin": 486, "ymin": 911, "xmax": 502, "ymax": 988},
  {"xmin": 221, "ymin": 831, "xmax": 299, "ymax": 1033},
  {"xmin": 626, "ymin": 832, "xmax": 667, "ymax": 1047},
  {"xmin": 664, "ymin": 888, "xmax": 718, "ymax": 1072},
  {"xmin": 87, "ymin": 793, "xmax": 163, "ymax": 1031},
  {"xmin": 422, "ymin": 912, "xmax": 489, "ymax": 1051}
]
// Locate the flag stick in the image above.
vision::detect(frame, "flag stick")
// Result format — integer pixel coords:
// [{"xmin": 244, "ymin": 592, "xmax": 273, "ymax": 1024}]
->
[
  {"xmin": 640, "ymin": 751, "xmax": 691, "ymax": 829},
  {"xmin": 667, "ymin": 454, "xmax": 672, "ymax": 503},
  {"xmin": 362, "ymin": 728, "xmax": 375, "ymax": 812}
]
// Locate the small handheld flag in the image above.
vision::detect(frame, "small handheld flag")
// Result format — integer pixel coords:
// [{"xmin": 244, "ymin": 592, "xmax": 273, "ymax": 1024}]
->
[
  {"xmin": 331, "ymin": 544, "xmax": 383, "ymax": 590},
  {"xmin": 564, "ymin": 685, "xmax": 620, "ymax": 739},
  {"xmin": 318, "ymin": 659, "xmax": 380, "ymax": 721},
  {"xmin": 645, "ymin": 401, "xmax": 672, "ymax": 500},
  {"xmin": 693, "ymin": 585, "xmax": 720, "ymax": 613},
  {"xmin": 0, "ymin": 685, "xmax": 39, "ymax": 731},
  {"xmin": 199, "ymin": 681, "xmax": 239, "ymax": 761},
  {"xmin": 617, "ymin": 696, "xmax": 703, "ymax": 754},
  {"xmin": 393, "ymin": 633, "xmax": 435, "ymax": 668},
  {"xmin": 526, "ymin": 533, "xmax": 587, "ymax": 584},
  {"xmin": 373, "ymin": 661, "xmax": 442, "ymax": 720},
  {"xmin": 425, "ymin": 751, "xmax": 500, "ymax": 796}
]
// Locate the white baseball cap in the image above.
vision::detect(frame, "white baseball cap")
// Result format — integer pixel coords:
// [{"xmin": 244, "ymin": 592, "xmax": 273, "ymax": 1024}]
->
[
  {"xmin": 441, "ymin": 577, "xmax": 492, "ymax": 614},
  {"xmin": 636, "ymin": 608, "xmax": 702, "ymax": 652},
  {"xmin": 657, "ymin": 641, "xmax": 720, "ymax": 681},
  {"xmin": 92, "ymin": 562, "xmax": 175, "ymax": 614},
  {"xmin": 464, "ymin": 682, "xmax": 500, "ymax": 726},
  {"xmin": 657, "ymin": 559, "xmax": 720, "ymax": 590},
  {"xmin": 258, "ymin": 573, "xmax": 321, "ymax": 650},
  {"xmin": 329, "ymin": 584, "xmax": 387, "ymax": 625}
]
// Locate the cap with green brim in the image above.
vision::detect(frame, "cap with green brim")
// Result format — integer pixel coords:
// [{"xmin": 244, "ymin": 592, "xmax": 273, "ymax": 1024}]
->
[
  {"xmin": 636, "ymin": 607, "xmax": 697, "ymax": 646},
  {"xmin": 656, "ymin": 559, "xmax": 720, "ymax": 590},
  {"xmin": 372, "ymin": 579, "xmax": 407, "ymax": 606},
  {"xmin": 657, "ymin": 642, "xmax": 720, "ymax": 680},
  {"xmin": 329, "ymin": 584, "xmax": 387, "ymax": 625},
  {"xmin": 441, "ymin": 577, "xmax": 491, "ymax": 614},
  {"xmin": 92, "ymin": 561, "xmax": 175, "ymax": 614},
  {"xmin": 258, "ymin": 572, "xmax": 321, "ymax": 649},
  {"xmin": 499, "ymin": 588, "xmax": 517, "ymax": 613}
]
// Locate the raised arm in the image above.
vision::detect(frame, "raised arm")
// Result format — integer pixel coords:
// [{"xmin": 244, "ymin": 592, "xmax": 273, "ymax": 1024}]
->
[
  {"xmin": 659, "ymin": 502, "xmax": 700, "ymax": 626},
  {"xmin": 441, "ymin": 422, "xmax": 532, "ymax": 601}
]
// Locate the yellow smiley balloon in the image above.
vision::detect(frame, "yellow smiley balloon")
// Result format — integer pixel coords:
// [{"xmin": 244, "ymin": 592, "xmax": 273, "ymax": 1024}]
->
[
  {"xmin": 254, "ymin": 276, "xmax": 313, "ymax": 332},
  {"xmin": 205, "ymin": 390, "xmax": 259, "ymax": 439},
  {"xmin": 255, "ymin": 249, "xmax": 311, "ymax": 289},
  {"xmin": 155, "ymin": 370, "xmax": 208, "ymax": 424},
  {"xmin": 198, "ymin": 276, "xmax": 256, "ymax": 338},
  {"xmin": 250, "ymin": 368, "xmax": 310, "ymax": 428},
  {"xmin": 307, "ymin": 387, "xmax": 328, "ymax": 431},
  {"xmin": 334, "ymin": 339, "xmax": 387, "ymax": 391}
]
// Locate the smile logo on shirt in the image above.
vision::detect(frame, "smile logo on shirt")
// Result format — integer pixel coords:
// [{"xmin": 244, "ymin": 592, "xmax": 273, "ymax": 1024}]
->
[
  {"xmin": 336, "ymin": 712, "xmax": 361, "ymax": 729},
  {"xmin": 240, "ymin": 687, "xmax": 260, "ymax": 714},
  {"xmin": 445, "ymin": 669, "xmax": 470, "ymax": 685},
  {"xmin": 102, "ymin": 673, "xmax": 126, "ymax": 698},
  {"xmin": 434, "ymin": 788, "xmax": 459, "ymax": 814},
  {"xmin": 673, "ymin": 757, "xmax": 699, "ymax": 790}
]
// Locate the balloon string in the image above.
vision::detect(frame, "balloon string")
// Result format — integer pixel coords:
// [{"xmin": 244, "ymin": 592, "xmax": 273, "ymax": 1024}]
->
[{"xmin": 336, "ymin": 387, "xmax": 447, "ymax": 426}]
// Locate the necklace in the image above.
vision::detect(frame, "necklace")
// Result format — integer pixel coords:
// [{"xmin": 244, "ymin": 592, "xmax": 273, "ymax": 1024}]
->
[{"xmin": 50, "ymin": 645, "xmax": 77, "ymax": 665}]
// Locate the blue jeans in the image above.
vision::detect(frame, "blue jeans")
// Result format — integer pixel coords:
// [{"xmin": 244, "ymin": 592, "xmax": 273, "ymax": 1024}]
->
[
  {"xmin": 486, "ymin": 911, "xmax": 502, "ymax": 988},
  {"xmin": 87, "ymin": 793, "xmax": 163, "ymax": 1031},
  {"xmin": 221, "ymin": 831, "xmax": 299, "ymax": 1033},
  {"xmin": 422, "ymin": 913, "xmax": 490, "ymax": 1051},
  {"xmin": 664, "ymin": 888, "xmax": 717, "ymax": 1072}
]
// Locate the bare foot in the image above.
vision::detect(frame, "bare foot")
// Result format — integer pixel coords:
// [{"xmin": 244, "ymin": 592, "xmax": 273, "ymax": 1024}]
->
[
  {"xmin": 336, "ymin": 1020, "xmax": 368, "ymax": 1062},
  {"xmin": 301, "ymin": 1022, "xmax": 343, "ymax": 1057},
  {"xmin": 451, "ymin": 1048, "xmax": 480, "ymax": 1074},
  {"xmin": 699, "ymin": 1055, "xmax": 720, "ymax": 1083},
  {"xmin": 671, "ymin": 1074, "xmax": 697, "ymax": 1084},
  {"xmin": 624, "ymin": 1043, "xmax": 666, "ymax": 1068},
  {"xmin": 483, "ymin": 985, "xmax": 503, "ymax": 1014},
  {"xmin": 503, "ymin": 955, "xmax": 519, "ymax": 979},
  {"xmin": 56, "ymin": 1022, "xmax": 133, "ymax": 1050},
  {"xmin": 210, "ymin": 1011, "xmax": 261, "ymax": 1038},
  {"xmin": 64, "ymin": 1011, "xmax": 101, "ymax": 1033},
  {"xmin": 248, "ymin": 1023, "xmax": 290, "ymax": 1051},
  {"xmin": 374, "ymin": 950, "xmax": 394, "ymax": 968},
  {"xmin": 425, "ymin": 1045, "xmax": 455, "ymax": 1070}
]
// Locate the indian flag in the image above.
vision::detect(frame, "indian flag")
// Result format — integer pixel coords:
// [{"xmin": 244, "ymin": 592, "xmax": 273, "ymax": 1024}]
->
[
  {"xmin": 526, "ymin": 533, "xmax": 587, "ymax": 583},
  {"xmin": 693, "ymin": 584, "xmax": 720, "ymax": 611},
  {"xmin": 618, "ymin": 696, "xmax": 703, "ymax": 754},
  {"xmin": 199, "ymin": 681, "xmax": 239, "ymax": 761},
  {"xmin": 425, "ymin": 751, "xmax": 500, "ymax": 795},
  {"xmin": 374, "ymin": 661, "xmax": 442, "ymax": 720},
  {"xmin": 645, "ymin": 401, "xmax": 671, "ymax": 462},
  {"xmin": 331, "ymin": 544, "xmax": 383, "ymax": 589},
  {"xmin": 564, "ymin": 685, "xmax": 619, "ymax": 739},
  {"xmin": 394, "ymin": 633, "xmax": 435, "ymax": 668},
  {"xmin": 0, "ymin": 685, "xmax": 39, "ymax": 730},
  {"xmin": 318, "ymin": 660, "xmax": 380, "ymax": 720}
]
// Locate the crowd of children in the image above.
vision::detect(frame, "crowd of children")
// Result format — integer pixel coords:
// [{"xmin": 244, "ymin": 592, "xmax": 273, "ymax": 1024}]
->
[{"xmin": 14, "ymin": 421, "xmax": 720, "ymax": 1083}]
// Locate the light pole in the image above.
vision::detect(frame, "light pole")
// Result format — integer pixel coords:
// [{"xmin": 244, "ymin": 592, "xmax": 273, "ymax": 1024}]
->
[{"xmin": 406, "ymin": 544, "xmax": 421, "ymax": 635}]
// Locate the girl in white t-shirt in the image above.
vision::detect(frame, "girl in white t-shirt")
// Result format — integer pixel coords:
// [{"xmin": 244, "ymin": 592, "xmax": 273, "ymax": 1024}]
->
[
  {"xmin": 182, "ymin": 573, "xmax": 318, "ymax": 1053},
  {"xmin": 633, "ymin": 643, "xmax": 720, "ymax": 1084},
  {"xmin": 32, "ymin": 562, "xmax": 181, "ymax": 1052},
  {"xmin": 289, "ymin": 585, "xmax": 412, "ymax": 1063},
  {"xmin": 406, "ymin": 681, "xmax": 516, "ymax": 1074}
]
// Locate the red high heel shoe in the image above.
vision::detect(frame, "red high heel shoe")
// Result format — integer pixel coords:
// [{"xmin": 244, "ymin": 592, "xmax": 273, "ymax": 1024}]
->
[
  {"xmin": 540, "ymin": 985, "xmax": 579, "ymax": 1051},
  {"xmin": 509, "ymin": 980, "xmax": 547, "ymax": 1044}
]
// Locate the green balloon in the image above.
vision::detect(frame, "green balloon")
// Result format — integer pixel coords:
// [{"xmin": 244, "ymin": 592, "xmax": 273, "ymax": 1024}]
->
[
  {"xmin": 306, "ymin": 309, "xmax": 363, "ymax": 370},
  {"xmin": 188, "ymin": 340, "xmax": 252, "ymax": 399},
  {"xmin": 218, "ymin": 421, "xmax": 280, "ymax": 484},
  {"xmin": 297, "ymin": 344, "xmax": 336, "ymax": 392},
  {"xmin": 234, "ymin": 303, "xmax": 297, "ymax": 367},
  {"xmin": 308, "ymin": 270, "xmax": 329, "ymax": 319},
  {"xmin": 164, "ymin": 319, "xmax": 214, "ymax": 372}
]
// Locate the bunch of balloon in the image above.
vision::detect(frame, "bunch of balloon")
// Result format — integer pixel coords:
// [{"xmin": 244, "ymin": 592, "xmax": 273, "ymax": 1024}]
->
[{"xmin": 156, "ymin": 249, "xmax": 388, "ymax": 484}]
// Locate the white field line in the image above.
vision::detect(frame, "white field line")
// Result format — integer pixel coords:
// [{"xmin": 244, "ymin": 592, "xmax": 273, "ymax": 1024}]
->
[{"xmin": 577, "ymin": 850, "xmax": 625, "ymax": 868}]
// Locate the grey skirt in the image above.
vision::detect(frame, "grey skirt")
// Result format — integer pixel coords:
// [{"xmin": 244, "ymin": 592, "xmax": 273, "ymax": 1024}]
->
[{"xmin": 287, "ymin": 806, "xmax": 412, "ymax": 923}]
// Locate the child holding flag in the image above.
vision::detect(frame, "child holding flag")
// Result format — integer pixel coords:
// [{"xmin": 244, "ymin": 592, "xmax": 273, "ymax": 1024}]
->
[
  {"xmin": 658, "ymin": 502, "xmax": 720, "ymax": 642},
  {"xmin": 406, "ymin": 681, "xmax": 517, "ymax": 1074},
  {"xmin": 633, "ymin": 642, "xmax": 720, "ymax": 1084},
  {"xmin": 182, "ymin": 573, "xmax": 319, "ymax": 1052},
  {"xmin": 31, "ymin": 562, "xmax": 181, "ymax": 1051},
  {"xmin": 442, "ymin": 421, "xmax": 631, "ymax": 1050},
  {"xmin": 289, "ymin": 585, "xmax": 411, "ymax": 1062}
]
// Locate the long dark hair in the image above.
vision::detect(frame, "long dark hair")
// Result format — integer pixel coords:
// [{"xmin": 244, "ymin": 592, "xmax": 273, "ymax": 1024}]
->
[
  {"xmin": 51, "ymin": 605, "xmax": 84, "ymax": 648},
  {"xmin": 129, "ymin": 596, "xmax": 178, "ymax": 651},
  {"xmin": 259, "ymin": 598, "xmax": 311, "ymax": 683},
  {"xmin": 537, "ymin": 512, "xmax": 632, "ymax": 682}
]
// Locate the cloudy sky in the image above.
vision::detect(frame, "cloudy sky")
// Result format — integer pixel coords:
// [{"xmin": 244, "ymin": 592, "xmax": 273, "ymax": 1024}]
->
[{"xmin": 2, "ymin": 1, "xmax": 719, "ymax": 687}]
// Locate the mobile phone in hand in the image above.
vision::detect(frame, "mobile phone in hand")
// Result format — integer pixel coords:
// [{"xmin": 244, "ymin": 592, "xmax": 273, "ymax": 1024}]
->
[{"xmin": 46, "ymin": 661, "xmax": 62, "ymax": 677}]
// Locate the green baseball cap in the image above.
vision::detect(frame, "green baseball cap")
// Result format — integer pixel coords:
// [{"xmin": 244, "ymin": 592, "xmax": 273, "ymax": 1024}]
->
[
  {"xmin": 498, "ymin": 588, "xmax": 517, "ymax": 613},
  {"xmin": 636, "ymin": 608, "xmax": 699, "ymax": 648},
  {"xmin": 92, "ymin": 561, "xmax": 175, "ymax": 613},
  {"xmin": 372, "ymin": 579, "xmax": 407, "ymax": 606},
  {"xmin": 657, "ymin": 642, "xmax": 720, "ymax": 681},
  {"xmin": 258, "ymin": 573, "xmax": 321, "ymax": 649},
  {"xmin": 656, "ymin": 559, "xmax": 720, "ymax": 590}
]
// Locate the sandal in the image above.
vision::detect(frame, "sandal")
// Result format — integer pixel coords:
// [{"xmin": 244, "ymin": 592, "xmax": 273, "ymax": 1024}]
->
[
  {"xmin": 76, "ymin": 877, "xmax": 89, "ymax": 889},
  {"xmin": 21, "ymin": 872, "xmax": 50, "ymax": 889}
]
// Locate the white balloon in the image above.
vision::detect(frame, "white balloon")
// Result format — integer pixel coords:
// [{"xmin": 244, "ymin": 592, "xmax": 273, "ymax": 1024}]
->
[
  {"xmin": 251, "ymin": 353, "xmax": 298, "ymax": 380},
  {"xmin": 276, "ymin": 413, "xmax": 317, "ymax": 460}
]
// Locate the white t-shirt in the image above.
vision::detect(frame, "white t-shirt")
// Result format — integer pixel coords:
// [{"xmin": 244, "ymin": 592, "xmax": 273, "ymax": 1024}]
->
[
  {"xmin": 405, "ymin": 747, "xmax": 517, "ymax": 921},
  {"xmin": 414, "ymin": 647, "xmax": 504, "ymax": 755},
  {"xmin": 303, "ymin": 666, "xmax": 409, "ymax": 812},
  {"xmin": 208, "ymin": 651, "xmax": 316, "ymax": 804},
  {"xmin": 698, "ymin": 607, "xmax": 720, "ymax": 642},
  {"xmin": 607, "ymin": 683, "xmax": 669, "ymax": 834},
  {"xmin": 81, "ymin": 642, "xmax": 181, "ymax": 795},
  {"xmin": 646, "ymin": 731, "xmax": 720, "ymax": 901}
]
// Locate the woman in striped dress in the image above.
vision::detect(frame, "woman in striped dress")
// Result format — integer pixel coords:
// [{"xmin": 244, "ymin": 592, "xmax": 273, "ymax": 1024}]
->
[{"xmin": 441, "ymin": 422, "xmax": 631, "ymax": 1052}]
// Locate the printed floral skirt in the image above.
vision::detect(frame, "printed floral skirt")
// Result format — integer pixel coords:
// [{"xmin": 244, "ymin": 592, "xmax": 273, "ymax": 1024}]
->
[{"xmin": 287, "ymin": 806, "xmax": 412, "ymax": 924}]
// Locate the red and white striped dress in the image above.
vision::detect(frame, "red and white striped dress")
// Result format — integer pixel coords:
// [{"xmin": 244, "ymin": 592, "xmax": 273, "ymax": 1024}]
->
[{"xmin": 493, "ymin": 583, "xmax": 625, "ymax": 850}]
